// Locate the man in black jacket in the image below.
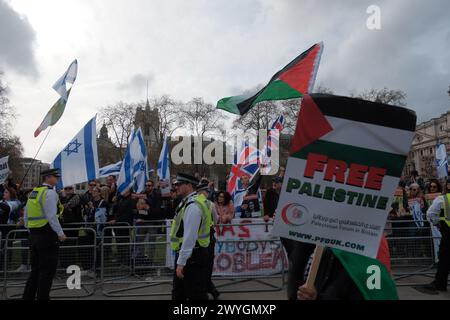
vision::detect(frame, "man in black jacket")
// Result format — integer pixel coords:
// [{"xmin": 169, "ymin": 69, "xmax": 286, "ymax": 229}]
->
[
  {"xmin": 59, "ymin": 185, "xmax": 83, "ymax": 268},
  {"xmin": 111, "ymin": 188, "xmax": 136, "ymax": 266},
  {"xmin": 263, "ymin": 176, "xmax": 283, "ymax": 221}
]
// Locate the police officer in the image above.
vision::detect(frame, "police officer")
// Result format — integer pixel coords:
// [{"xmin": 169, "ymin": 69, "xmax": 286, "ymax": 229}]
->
[
  {"xmin": 170, "ymin": 173, "xmax": 212, "ymax": 300},
  {"xmin": 22, "ymin": 168, "xmax": 66, "ymax": 300},
  {"xmin": 416, "ymin": 178, "xmax": 450, "ymax": 294},
  {"xmin": 196, "ymin": 180, "xmax": 220, "ymax": 300}
]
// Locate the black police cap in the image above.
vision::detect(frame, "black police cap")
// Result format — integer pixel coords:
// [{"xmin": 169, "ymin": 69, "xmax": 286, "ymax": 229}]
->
[
  {"xmin": 173, "ymin": 173, "xmax": 199, "ymax": 186},
  {"xmin": 40, "ymin": 168, "xmax": 61, "ymax": 177}
]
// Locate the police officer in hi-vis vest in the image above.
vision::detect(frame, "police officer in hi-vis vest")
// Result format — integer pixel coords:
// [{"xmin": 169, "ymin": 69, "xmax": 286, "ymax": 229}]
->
[
  {"xmin": 22, "ymin": 168, "xmax": 67, "ymax": 300},
  {"xmin": 416, "ymin": 178, "xmax": 450, "ymax": 294},
  {"xmin": 170, "ymin": 173, "xmax": 212, "ymax": 300},
  {"xmin": 196, "ymin": 180, "xmax": 220, "ymax": 300}
]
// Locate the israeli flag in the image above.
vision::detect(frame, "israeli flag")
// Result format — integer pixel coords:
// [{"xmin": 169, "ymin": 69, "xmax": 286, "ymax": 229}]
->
[
  {"xmin": 99, "ymin": 161, "xmax": 122, "ymax": 178},
  {"xmin": 436, "ymin": 143, "xmax": 448, "ymax": 179},
  {"xmin": 52, "ymin": 116, "xmax": 99, "ymax": 189},
  {"xmin": 117, "ymin": 127, "xmax": 149, "ymax": 195},
  {"xmin": 52, "ymin": 59, "xmax": 78, "ymax": 102},
  {"xmin": 157, "ymin": 136, "xmax": 171, "ymax": 196}
]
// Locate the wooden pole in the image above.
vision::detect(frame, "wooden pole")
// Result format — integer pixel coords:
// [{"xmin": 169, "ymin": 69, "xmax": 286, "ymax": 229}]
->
[{"xmin": 305, "ymin": 245, "xmax": 325, "ymax": 289}]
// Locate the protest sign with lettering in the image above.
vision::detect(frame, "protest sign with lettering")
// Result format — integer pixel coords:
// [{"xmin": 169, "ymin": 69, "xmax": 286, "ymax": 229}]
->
[
  {"xmin": 166, "ymin": 218, "xmax": 287, "ymax": 275},
  {"xmin": 273, "ymin": 94, "xmax": 417, "ymax": 258},
  {"xmin": 0, "ymin": 156, "xmax": 10, "ymax": 184}
]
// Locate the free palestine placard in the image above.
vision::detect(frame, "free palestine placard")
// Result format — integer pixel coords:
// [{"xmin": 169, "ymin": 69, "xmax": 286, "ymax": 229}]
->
[{"xmin": 272, "ymin": 94, "xmax": 417, "ymax": 258}]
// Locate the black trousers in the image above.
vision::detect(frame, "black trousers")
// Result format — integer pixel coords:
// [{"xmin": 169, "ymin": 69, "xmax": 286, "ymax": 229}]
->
[
  {"xmin": 172, "ymin": 247, "xmax": 209, "ymax": 300},
  {"xmin": 280, "ymin": 237, "xmax": 316, "ymax": 300},
  {"xmin": 207, "ymin": 237, "xmax": 218, "ymax": 294},
  {"xmin": 435, "ymin": 222, "xmax": 450, "ymax": 289},
  {"xmin": 22, "ymin": 225, "xmax": 59, "ymax": 300}
]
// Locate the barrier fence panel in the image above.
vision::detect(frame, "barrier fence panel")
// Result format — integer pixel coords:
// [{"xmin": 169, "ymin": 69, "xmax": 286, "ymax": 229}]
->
[
  {"xmin": 101, "ymin": 222, "xmax": 173, "ymax": 297},
  {"xmin": 386, "ymin": 219, "xmax": 441, "ymax": 286},
  {"xmin": 100, "ymin": 220, "xmax": 287, "ymax": 297},
  {"xmin": 2, "ymin": 227, "xmax": 97, "ymax": 300},
  {"xmin": 2, "ymin": 218, "xmax": 446, "ymax": 299}
]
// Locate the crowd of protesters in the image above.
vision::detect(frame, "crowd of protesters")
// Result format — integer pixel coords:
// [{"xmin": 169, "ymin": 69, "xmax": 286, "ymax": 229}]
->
[{"xmin": 1, "ymin": 166, "xmax": 448, "ymax": 299}]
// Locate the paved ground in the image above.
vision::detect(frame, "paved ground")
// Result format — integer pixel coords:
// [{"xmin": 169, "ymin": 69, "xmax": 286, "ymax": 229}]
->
[{"xmin": 2, "ymin": 272, "xmax": 449, "ymax": 300}]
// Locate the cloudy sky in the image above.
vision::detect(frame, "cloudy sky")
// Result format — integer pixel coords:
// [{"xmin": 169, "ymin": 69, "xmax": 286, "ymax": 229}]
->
[{"xmin": 1, "ymin": 0, "xmax": 449, "ymax": 163}]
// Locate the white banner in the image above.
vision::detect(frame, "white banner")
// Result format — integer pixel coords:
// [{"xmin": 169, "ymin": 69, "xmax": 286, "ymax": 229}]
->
[
  {"xmin": 165, "ymin": 218, "xmax": 287, "ymax": 276},
  {"xmin": 0, "ymin": 156, "xmax": 10, "ymax": 184}
]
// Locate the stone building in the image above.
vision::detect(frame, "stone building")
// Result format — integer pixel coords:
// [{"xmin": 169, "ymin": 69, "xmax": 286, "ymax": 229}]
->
[
  {"xmin": 134, "ymin": 100, "xmax": 161, "ymax": 169},
  {"xmin": 19, "ymin": 158, "xmax": 50, "ymax": 189},
  {"xmin": 404, "ymin": 111, "xmax": 450, "ymax": 178},
  {"xmin": 96, "ymin": 122, "xmax": 123, "ymax": 168}
]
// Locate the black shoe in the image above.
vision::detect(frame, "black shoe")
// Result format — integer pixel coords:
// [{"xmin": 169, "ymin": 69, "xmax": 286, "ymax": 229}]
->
[
  {"xmin": 211, "ymin": 289, "xmax": 220, "ymax": 300},
  {"xmin": 414, "ymin": 282, "xmax": 447, "ymax": 295}
]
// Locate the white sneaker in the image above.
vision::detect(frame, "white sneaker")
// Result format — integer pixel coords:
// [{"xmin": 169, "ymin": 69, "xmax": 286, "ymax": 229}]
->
[{"xmin": 14, "ymin": 264, "xmax": 29, "ymax": 273}]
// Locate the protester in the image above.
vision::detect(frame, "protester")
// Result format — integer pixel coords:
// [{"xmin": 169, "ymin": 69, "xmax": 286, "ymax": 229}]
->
[
  {"xmin": 416, "ymin": 178, "xmax": 450, "ymax": 294},
  {"xmin": 297, "ymin": 236, "xmax": 396, "ymax": 300},
  {"xmin": 163, "ymin": 187, "xmax": 181, "ymax": 219},
  {"xmin": 110, "ymin": 187, "xmax": 136, "ymax": 266},
  {"xmin": 236, "ymin": 175, "xmax": 262, "ymax": 219},
  {"xmin": 106, "ymin": 175, "xmax": 117, "ymax": 203},
  {"xmin": 0, "ymin": 186, "xmax": 22, "ymax": 272},
  {"xmin": 59, "ymin": 185, "xmax": 83, "ymax": 269},
  {"xmin": 407, "ymin": 170, "xmax": 425, "ymax": 191},
  {"xmin": 214, "ymin": 191, "xmax": 234, "ymax": 224},
  {"xmin": 263, "ymin": 176, "xmax": 283, "ymax": 222},
  {"xmin": 144, "ymin": 180, "xmax": 162, "ymax": 219},
  {"xmin": 426, "ymin": 179, "xmax": 442, "ymax": 194},
  {"xmin": 196, "ymin": 180, "xmax": 220, "ymax": 300}
]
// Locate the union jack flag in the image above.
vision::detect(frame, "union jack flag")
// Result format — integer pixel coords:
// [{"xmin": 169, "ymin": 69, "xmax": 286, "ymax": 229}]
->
[
  {"xmin": 227, "ymin": 142, "xmax": 260, "ymax": 196},
  {"xmin": 261, "ymin": 115, "xmax": 284, "ymax": 174}
]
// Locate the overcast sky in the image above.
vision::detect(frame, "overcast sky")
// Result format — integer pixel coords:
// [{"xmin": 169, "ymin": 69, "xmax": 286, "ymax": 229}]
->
[{"xmin": 1, "ymin": 0, "xmax": 449, "ymax": 163}]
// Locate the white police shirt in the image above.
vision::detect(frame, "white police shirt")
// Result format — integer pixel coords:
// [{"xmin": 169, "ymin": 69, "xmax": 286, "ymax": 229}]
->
[{"xmin": 177, "ymin": 192, "xmax": 203, "ymax": 267}]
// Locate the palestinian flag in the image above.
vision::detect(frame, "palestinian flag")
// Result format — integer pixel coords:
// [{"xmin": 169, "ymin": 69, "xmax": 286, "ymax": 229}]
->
[
  {"xmin": 289, "ymin": 94, "xmax": 417, "ymax": 174},
  {"xmin": 34, "ymin": 88, "xmax": 71, "ymax": 137},
  {"xmin": 332, "ymin": 248, "xmax": 398, "ymax": 300},
  {"xmin": 217, "ymin": 42, "xmax": 323, "ymax": 115}
]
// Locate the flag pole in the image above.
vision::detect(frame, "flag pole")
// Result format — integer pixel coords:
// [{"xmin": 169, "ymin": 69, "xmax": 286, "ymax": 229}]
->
[
  {"xmin": 305, "ymin": 245, "xmax": 325, "ymax": 289},
  {"xmin": 19, "ymin": 127, "xmax": 53, "ymax": 187}
]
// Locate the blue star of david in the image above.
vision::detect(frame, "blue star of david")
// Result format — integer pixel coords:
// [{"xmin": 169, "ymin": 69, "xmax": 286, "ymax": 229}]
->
[{"xmin": 64, "ymin": 139, "xmax": 82, "ymax": 156}]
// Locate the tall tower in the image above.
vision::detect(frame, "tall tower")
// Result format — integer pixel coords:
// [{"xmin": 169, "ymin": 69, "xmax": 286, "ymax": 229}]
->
[{"xmin": 134, "ymin": 98, "xmax": 161, "ymax": 169}]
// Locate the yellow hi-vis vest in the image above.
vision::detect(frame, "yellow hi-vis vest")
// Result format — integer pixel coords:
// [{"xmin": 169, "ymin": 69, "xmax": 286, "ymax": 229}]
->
[
  {"xmin": 196, "ymin": 193, "xmax": 215, "ymax": 228},
  {"xmin": 170, "ymin": 194, "xmax": 212, "ymax": 251},
  {"xmin": 26, "ymin": 186, "xmax": 64, "ymax": 229},
  {"xmin": 440, "ymin": 194, "xmax": 450, "ymax": 227}
]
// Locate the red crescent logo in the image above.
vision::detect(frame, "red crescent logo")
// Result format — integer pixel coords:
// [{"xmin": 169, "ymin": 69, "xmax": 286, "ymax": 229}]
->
[{"xmin": 281, "ymin": 203, "xmax": 308, "ymax": 226}]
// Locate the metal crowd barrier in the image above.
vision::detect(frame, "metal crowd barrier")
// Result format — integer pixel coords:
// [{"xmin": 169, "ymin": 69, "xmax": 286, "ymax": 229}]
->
[
  {"xmin": 2, "ymin": 227, "xmax": 97, "ymax": 300},
  {"xmin": 100, "ymin": 221, "xmax": 286, "ymax": 297},
  {"xmin": 385, "ymin": 219, "xmax": 442, "ymax": 287},
  {"xmin": 1, "ymin": 218, "xmax": 446, "ymax": 299},
  {"xmin": 100, "ymin": 221, "xmax": 173, "ymax": 297}
]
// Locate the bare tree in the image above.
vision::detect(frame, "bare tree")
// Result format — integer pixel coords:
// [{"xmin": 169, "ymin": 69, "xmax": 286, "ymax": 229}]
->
[
  {"xmin": 182, "ymin": 97, "xmax": 224, "ymax": 139},
  {"xmin": 352, "ymin": 87, "xmax": 407, "ymax": 106},
  {"xmin": 142, "ymin": 95, "xmax": 183, "ymax": 150},
  {"xmin": 0, "ymin": 72, "xmax": 24, "ymax": 181},
  {"xmin": 0, "ymin": 72, "xmax": 16, "ymax": 139},
  {"xmin": 99, "ymin": 102, "xmax": 137, "ymax": 159}
]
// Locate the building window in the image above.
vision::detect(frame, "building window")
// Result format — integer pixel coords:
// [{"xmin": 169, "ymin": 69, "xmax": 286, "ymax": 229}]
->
[{"xmin": 421, "ymin": 150, "xmax": 423, "ymax": 156}]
